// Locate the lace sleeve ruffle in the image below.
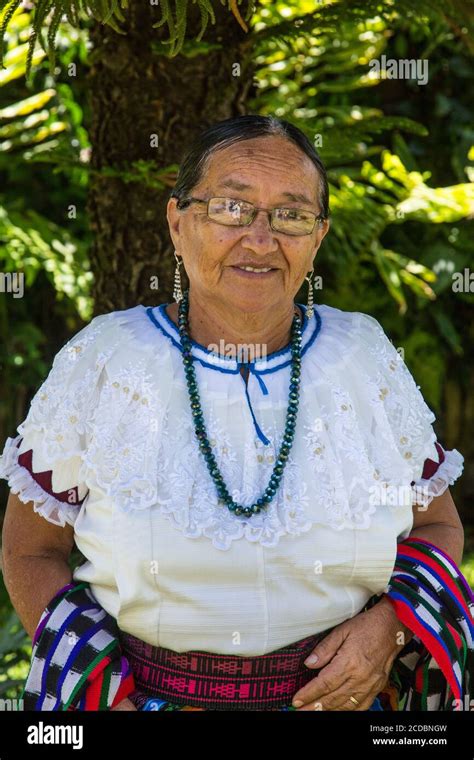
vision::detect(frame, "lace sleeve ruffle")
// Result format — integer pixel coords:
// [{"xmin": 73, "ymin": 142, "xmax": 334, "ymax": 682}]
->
[
  {"xmin": 412, "ymin": 446, "xmax": 464, "ymax": 509},
  {"xmin": 356, "ymin": 312, "xmax": 464, "ymax": 501},
  {"xmin": 0, "ymin": 313, "xmax": 120, "ymax": 527},
  {"xmin": 0, "ymin": 434, "xmax": 87, "ymax": 527}
]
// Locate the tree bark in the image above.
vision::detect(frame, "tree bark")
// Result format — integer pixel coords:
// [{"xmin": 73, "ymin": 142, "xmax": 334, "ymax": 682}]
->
[{"xmin": 86, "ymin": 2, "xmax": 258, "ymax": 315}]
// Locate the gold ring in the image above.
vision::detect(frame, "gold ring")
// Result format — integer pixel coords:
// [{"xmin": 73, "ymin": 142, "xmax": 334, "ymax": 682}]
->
[{"xmin": 349, "ymin": 696, "xmax": 360, "ymax": 706}]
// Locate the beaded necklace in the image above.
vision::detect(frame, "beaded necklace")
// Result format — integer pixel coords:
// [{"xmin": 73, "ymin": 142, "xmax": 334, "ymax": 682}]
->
[{"xmin": 177, "ymin": 289, "xmax": 303, "ymax": 517}]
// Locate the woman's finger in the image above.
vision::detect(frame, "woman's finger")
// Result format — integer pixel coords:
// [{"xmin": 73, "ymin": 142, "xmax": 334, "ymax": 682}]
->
[
  {"xmin": 295, "ymin": 661, "xmax": 388, "ymax": 710},
  {"xmin": 293, "ymin": 670, "xmax": 353, "ymax": 709},
  {"xmin": 296, "ymin": 684, "xmax": 377, "ymax": 711},
  {"xmin": 296, "ymin": 667, "xmax": 388, "ymax": 711},
  {"xmin": 293, "ymin": 651, "xmax": 356, "ymax": 706},
  {"xmin": 303, "ymin": 625, "xmax": 348, "ymax": 670}
]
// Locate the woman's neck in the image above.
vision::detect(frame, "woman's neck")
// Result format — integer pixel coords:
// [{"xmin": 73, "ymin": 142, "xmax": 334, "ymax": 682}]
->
[{"xmin": 164, "ymin": 297, "xmax": 302, "ymax": 361}]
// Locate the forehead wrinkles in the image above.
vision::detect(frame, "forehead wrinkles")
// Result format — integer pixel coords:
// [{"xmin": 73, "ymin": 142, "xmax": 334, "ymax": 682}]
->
[{"xmin": 203, "ymin": 143, "xmax": 317, "ymax": 194}]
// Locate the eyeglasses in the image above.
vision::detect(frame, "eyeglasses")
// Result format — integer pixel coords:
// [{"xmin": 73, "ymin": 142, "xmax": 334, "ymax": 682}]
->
[{"xmin": 177, "ymin": 196, "xmax": 326, "ymax": 236}]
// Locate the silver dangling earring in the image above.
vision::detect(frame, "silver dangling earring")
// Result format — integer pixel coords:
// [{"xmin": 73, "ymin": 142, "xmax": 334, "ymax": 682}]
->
[
  {"xmin": 173, "ymin": 250, "xmax": 183, "ymax": 303},
  {"xmin": 305, "ymin": 268, "xmax": 315, "ymax": 319}
]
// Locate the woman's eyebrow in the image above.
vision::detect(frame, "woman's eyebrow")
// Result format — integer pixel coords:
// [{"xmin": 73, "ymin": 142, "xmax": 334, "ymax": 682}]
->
[{"xmin": 215, "ymin": 178, "xmax": 315, "ymax": 206}]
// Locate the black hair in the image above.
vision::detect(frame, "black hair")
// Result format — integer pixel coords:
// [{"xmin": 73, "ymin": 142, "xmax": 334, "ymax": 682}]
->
[{"xmin": 169, "ymin": 114, "xmax": 329, "ymax": 219}]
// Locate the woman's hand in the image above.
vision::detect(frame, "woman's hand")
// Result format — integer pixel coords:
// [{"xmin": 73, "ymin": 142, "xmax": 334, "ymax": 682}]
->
[
  {"xmin": 110, "ymin": 697, "xmax": 138, "ymax": 711},
  {"xmin": 292, "ymin": 596, "xmax": 413, "ymax": 711}
]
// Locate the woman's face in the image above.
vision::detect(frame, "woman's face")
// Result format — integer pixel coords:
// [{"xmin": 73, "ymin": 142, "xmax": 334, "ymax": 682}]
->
[{"xmin": 167, "ymin": 135, "xmax": 330, "ymax": 314}]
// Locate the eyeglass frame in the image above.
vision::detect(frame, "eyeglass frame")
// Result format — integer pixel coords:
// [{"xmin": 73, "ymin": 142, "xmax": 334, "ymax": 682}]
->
[{"xmin": 176, "ymin": 196, "xmax": 327, "ymax": 236}]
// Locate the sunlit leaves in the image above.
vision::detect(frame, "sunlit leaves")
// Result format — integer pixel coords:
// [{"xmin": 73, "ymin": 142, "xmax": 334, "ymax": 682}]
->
[{"xmin": 0, "ymin": 204, "xmax": 93, "ymax": 319}]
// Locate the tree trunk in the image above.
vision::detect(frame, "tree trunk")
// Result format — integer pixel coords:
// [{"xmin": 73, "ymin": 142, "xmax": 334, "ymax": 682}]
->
[{"xmin": 86, "ymin": 2, "xmax": 257, "ymax": 315}]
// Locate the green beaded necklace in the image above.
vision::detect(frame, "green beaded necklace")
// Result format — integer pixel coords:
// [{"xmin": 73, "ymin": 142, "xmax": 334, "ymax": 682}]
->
[{"xmin": 177, "ymin": 288, "xmax": 303, "ymax": 518}]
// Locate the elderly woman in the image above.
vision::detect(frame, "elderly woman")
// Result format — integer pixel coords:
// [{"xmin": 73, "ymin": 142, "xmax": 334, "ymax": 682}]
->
[{"xmin": 1, "ymin": 115, "xmax": 472, "ymax": 713}]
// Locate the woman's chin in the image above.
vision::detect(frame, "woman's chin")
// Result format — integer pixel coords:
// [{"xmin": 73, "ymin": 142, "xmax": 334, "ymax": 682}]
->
[{"xmin": 221, "ymin": 269, "xmax": 284, "ymax": 309}]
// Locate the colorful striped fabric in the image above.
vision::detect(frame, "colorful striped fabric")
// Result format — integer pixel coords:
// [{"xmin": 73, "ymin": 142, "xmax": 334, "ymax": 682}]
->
[
  {"xmin": 383, "ymin": 537, "xmax": 474, "ymax": 711},
  {"xmin": 19, "ymin": 537, "xmax": 474, "ymax": 711},
  {"xmin": 21, "ymin": 582, "xmax": 135, "ymax": 711}
]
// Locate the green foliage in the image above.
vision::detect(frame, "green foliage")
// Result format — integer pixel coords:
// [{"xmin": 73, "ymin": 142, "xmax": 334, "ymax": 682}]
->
[
  {"xmin": 0, "ymin": 0, "xmax": 257, "ymax": 78},
  {"xmin": 0, "ymin": 580, "xmax": 31, "ymax": 699},
  {"xmin": 462, "ymin": 535, "xmax": 474, "ymax": 588},
  {"xmin": 97, "ymin": 160, "xmax": 181, "ymax": 190},
  {"xmin": 0, "ymin": 13, "xmax": 93, "ymax": 321},
  {"xmin": 0, "ymin": 204, "xmax": 93, "ymax": 316},
  {"xmin": 0, "ymin": 6, "xmax": 94, "ymax": 463}
]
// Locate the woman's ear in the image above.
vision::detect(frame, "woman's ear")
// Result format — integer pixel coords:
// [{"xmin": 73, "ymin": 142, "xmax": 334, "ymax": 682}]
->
[
  {"xmin": 167, "ymin": 197, "xmax": 181, "ymax": 248},
  {"xmin": 319, "ymin": 217, "xmax": 330, "ymax": 239}
]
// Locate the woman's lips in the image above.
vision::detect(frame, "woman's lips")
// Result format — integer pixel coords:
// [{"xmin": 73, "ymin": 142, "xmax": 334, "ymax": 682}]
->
[{"xmin": 230, "ymin": 266, "xmax": 278, "ymax": 279}]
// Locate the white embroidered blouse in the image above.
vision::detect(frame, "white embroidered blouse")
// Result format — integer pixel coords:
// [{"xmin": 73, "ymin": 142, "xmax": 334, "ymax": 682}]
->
[{"xmin": 0, "ymin": 302, "xmax": 464, "ymax": 655}]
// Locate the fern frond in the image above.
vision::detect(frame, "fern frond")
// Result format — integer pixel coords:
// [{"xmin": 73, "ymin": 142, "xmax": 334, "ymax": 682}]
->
[
  {"xmin": 47, "ymin": 2, "xmax": 65, "ymax": 71},
  {"xmin": 195, "ymin": 0, "xmax": 216, "ymax": 42},
  {"xmin": 152, "ymin": 0, "xmax": 252, "ymax": 57},
  {"xmin": 173, "ymin": 0, "xmax": 189, "ymax": 54},
  {"xmin": 25, "ymin": 0, "xmax": 55, "ymax": 80},
  {"xmin": 152, "ymin": 0, "xmax": 175, "ymax": 34},
  {"xmin": 63, "ymin": 1, "xmax": 80, "ymax": 27},
  {"xmin": 152, "ymin": 0, "xmax": 195, "ymax": 56},
  {"xmin": 0, "ymin": 0, "xmax": 22, "ymax": 70},
  {"xmin": 228, "ymin": 0, "xmax": 248, "ymax": 33},
  {"xmin": 86, "ymin": 0, "xmax": 127, "ymax": 33},
  {"xmin": 1, "ymin": 0, "xmax": 255, "ymax": 74}
]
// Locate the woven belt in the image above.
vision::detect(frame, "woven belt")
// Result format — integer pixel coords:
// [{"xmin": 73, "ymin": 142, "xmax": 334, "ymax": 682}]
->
[{"xmin": 119, "ymin": 629, "xmax": 332, "ymax": 710}]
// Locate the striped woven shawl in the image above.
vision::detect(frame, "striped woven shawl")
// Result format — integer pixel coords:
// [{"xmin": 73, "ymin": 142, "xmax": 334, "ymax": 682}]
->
[
  {"xmin": 384, "ymin": 537, "xmax": 474, "ymax": 710},
  {"xmin": 22, "ymin": 582, "xmax": 135, "ymax": 710}
]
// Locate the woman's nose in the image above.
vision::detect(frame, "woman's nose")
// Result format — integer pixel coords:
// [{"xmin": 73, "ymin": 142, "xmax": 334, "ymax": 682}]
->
[{"xmin": 241, "ymin": 209, "xmax": 277, "ymax": 245}]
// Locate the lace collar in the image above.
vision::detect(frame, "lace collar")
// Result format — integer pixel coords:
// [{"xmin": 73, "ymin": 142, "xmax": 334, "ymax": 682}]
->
[{"xmin": 145, "ymin": 301, "xmax": 322, "ymax": 375}]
